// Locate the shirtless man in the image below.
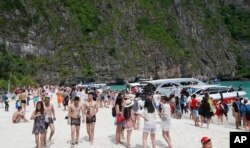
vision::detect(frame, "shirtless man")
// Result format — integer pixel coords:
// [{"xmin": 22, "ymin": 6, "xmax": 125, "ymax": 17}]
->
[
  {"xmin": 12, "ymin": 107, "xmax": 28, "ymax": 123},
  {"xmin": 83, "ymin": 92, "xmax": 98, "ymax": 145},
  {"xmin": 44, "ymin": 97, "xmax": 56, "ymax": 144},
  {"xmin": 68, "ymin": 96, "xmax": 85, "ymax": 145}
]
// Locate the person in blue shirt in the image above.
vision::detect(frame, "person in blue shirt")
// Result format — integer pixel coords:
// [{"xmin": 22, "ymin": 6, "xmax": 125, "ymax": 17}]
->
[{"xmin": 2, "ymin": 92, "xmax": 9, "ymax": 111}]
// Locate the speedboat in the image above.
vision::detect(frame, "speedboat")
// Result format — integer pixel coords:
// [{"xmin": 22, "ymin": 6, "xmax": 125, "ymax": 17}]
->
[
  {"xmin": 187, "ymin": 85, "xmax": 246, "ymax": 104},
  {"xmin": 77, "ymin": 83, "xmax": 107, "ymax": 89},
  {"xmin": 143, "ymin": 78, "xmax": 206, "ymax": 96}
]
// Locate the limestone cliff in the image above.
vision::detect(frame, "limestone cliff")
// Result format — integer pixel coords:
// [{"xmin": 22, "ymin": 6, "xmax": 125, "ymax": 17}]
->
[{"xmin": 0, "ymin": 0, "xmax": 250, "ymax": 85}]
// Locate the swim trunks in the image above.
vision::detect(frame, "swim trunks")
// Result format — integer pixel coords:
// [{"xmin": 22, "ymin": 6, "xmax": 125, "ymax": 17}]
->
[
  {"xmin": 86, "ymin": 115, "xmax": 96, "ymax": 124},
  {"xmin": 45, "ymin": 117, "xmax": 54, "ymax": 129},
  {"xmin": 21, "ymin": 100, "xmax": 26, "ymax": 104},
  {"xmin": 70, "ymin": 118, "xmax": 81, "ymax": 126}
]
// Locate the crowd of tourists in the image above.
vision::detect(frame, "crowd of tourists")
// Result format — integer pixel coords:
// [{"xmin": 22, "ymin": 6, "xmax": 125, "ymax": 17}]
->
[{"xmin": 1, "ymin": 84, "xmax": 250, "ymax": 148}]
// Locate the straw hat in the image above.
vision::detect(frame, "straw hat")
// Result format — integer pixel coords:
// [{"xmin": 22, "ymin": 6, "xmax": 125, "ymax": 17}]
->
[
  {"xmin": 216, "ymin": 101, "xmax": 221, "ymax": 105},
  {"xmin": 124, "ymin": 99, "xmax": 134, "ymax": 108}
]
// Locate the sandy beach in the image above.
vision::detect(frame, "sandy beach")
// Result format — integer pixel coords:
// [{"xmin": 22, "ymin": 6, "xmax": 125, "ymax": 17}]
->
[{"xmin": 0, "ymin": 95, "xmax": 242, "ymax": 148}]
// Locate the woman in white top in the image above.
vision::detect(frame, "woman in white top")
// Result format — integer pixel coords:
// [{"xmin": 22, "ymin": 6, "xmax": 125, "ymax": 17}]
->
[
  {"xmin": 159, "ymin": 96, "xmax": 173, "ymax": 148},
  {"xmin": 140, "ymin": 99, "xmax": 157, "ymax": 148}
]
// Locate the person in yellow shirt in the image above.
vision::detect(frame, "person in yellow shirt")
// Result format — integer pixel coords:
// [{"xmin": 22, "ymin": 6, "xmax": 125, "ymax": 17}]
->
[{"xmin": 208, "ymin": 97, "xmax": 215, "ymax": 123}]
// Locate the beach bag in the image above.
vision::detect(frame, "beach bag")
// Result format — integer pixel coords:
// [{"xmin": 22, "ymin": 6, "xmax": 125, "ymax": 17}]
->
[
  {"xmin": 132, "ymin": 100, "xmax": 139, "ymax": 112},
  {"xmin": 245, "ymin": 105, "xmax": 250, "ymax": 120},
  {"xmin": 116, "ymin": 114, "xmax": 125, "ymax": 123},
  {"xmin": 112, "ymin": 107, "xmax": 116, "ymax": 117}
]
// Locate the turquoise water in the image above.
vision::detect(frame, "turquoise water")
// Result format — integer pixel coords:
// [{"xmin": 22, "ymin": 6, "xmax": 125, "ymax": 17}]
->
[
  {"xmin": 110, "ymin": 81, "xmax": 250, "ymax": 99},
  {"xmin": 220, "ymin": 81, "xmax": 250, "ymax": 99}
]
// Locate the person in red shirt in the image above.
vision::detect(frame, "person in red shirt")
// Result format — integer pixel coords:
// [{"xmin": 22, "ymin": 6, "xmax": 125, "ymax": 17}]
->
[{"xmin": 191, "ymin": 94, "xmax": 199, "ymax": 126}]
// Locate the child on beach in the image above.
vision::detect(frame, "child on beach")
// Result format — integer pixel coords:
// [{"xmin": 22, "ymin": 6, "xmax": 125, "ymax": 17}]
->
[
  {"xmin": 159, "ymin": 96, "xmax": 173, "ymax": 148},
  {"xmin": 31, "ymin": 101, "xmax": 46, "ymax": 148}
]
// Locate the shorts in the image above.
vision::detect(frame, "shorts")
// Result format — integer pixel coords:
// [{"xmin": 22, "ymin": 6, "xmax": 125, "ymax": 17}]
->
[
  {"xmin": 86, "ymin": 115, "xmax": 96, "ymax": 124},
  {"xmin": 21, "ymin": 100, "xmax": 26, "ymax": 104},
  {"xmin": 192, "ymin": 109, "xmax": 199, "ymax": 117},
  {"xmin": 71, "ymin": 118, "xmax": 81, "ymax": 126},
  {"xmin": 33, "ymin": 96, "xmax": 39, "ymax": 103},
  {"xmin": 45, "ymin": 117, "xmax": 54, "ymax": 129},
  {"xmin": 143, "ymin": 123, "xmax": 156, "ymax": 133}
]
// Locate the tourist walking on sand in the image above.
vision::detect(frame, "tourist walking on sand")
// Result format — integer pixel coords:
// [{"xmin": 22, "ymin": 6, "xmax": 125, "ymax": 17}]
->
[
  {"xmin": 56, "ymin": 89, "xmax": 63, "ymax": 107},
  {"xmin": 244, "ymin": 100, "xmax": 250, "ymax": 131},
  {"xmin": 191, "ymin": 94, "xmax": 200, "ymax": 126},
  {"xmin": 180, "ymin": 94, "xmax": 188, "ymax": 114},
  {"xmin": 62, "ymin": 89, "xmax": 69, "ymax": 111},
  {"xmin": 114, "ymin": 93, "xmax": 124, "ymax": 144},
  {"xmin": 208, "ymin": 97, "xmax": 215, "ymax": 123},
  {"xmin": 19, "ymin": 89, "xmax": 27, "ymax": 112},
  {"xmin": 215, "ymin": 101, "xmax": 224, "ymax": 125},
  {"xmin": 2, "ymin": 92, "xmax": 9, "ymax": 111},
  {"xmin": 240, "ymin": 99, "xmax": 249, "ymax": 130},
  {"xmin": 232, "ymin": 98, "xmax": 242, "ymax": 129},
  {"xmin": 175, "ymin": 96, "xmax": 182, "ymax": 119},
  {"xmin": 32, "ymin": 88, "xmax": 40, "ymax": 107},
  {"xmin": 123, "ymin": 96, "xmax": 135, "ymax": 147},
  {"xmin": 199, "ymin": 97, "xmax": 211, "ymax": 128},
  {"xmin": 31, "ymin": 101, "xmax": 46, "ymax": 148},
  {"xmin": 68, "ymin": 96, "xmax": 84, "ymax": 145},
  {"xmin": 153, "ymin": 91, "xmax": 161, "ymax": 112},
  {"xmin": 140, "ymin": 96, "xmax": 157, "ymax": 148},
  {"xmin": 83, "ymin": 92, "xmax": 98, "ymax": 145},
  {"xmin": 44, "ymin": 97, "xmax": 56, "ymax": 145},
  {"xmin": 12, "ymin": 106, "xmax": 28, "ymax": 123},
  {"xmin": 159, "ymin": 96, "xmax": 173, "ymax": 148},
  {"xmin": 132, "ymin": 93, "xmax": 141, "ymax": 129}
]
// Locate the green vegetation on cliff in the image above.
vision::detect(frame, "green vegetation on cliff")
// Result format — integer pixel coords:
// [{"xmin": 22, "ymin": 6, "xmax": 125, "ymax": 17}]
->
[{"xmin": 0, "ymin": 0, "xmax": 250, "ymax": 86}]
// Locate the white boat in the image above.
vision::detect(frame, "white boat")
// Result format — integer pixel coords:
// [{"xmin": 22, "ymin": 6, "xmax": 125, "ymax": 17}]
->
[
  {"xmin": 187, "ymin": 85, "xmax": 246, "ymax": 104},
  {"xmin": 77, "ymin": 83, "xmax": 107, "ymax": 89},
  {"xmin": 143, "ymin": 78, "xmax": 206, "ymax": 96}
]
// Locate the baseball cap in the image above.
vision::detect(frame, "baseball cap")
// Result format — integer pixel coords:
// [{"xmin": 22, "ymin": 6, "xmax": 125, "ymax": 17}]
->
[{"xmin": 201, "ymin": 136, "xmax": 211, "ymax": 144}]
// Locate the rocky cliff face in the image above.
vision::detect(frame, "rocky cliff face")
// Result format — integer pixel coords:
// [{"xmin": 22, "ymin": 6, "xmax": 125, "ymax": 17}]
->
[{"xmin": 0, "ymin": 0, "xmax": 250, "ymax": 84}]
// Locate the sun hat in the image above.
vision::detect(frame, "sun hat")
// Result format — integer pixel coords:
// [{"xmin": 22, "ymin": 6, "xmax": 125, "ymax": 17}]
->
[
  {"xmin": 216, "ymin": 101, "xmax": 221, "ymax": 105},
  {"xmin": 124, "ymin": 99, "xmax": 134, "ymax": 108},
  {"xmin": 201, "ymin": 136, "xmax": 211, "ymax": 144}
]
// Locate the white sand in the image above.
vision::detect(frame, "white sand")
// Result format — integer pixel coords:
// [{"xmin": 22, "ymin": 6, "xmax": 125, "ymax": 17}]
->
[{"xmin": 0, "ymin": 96, "xmax": 242, "ymax": 148}]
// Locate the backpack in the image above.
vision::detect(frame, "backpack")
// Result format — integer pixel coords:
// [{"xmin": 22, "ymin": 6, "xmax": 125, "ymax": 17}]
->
[
  {"xmin": 245, "ymin": 105, "xmax": 250, "ymax": 120},
  {"xmin": 112, "ymin": 107, "xmax": 116, "ymax": 117},
  {"xmin": 220, "ymin": 104, "xmax": 226, "ymax": 113},
  {"xmin": 132, "ymin": 100, "xmax": 139, "ymax": 112}
]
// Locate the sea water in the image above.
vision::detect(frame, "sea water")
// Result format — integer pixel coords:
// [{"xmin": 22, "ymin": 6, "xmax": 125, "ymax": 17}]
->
[
  {"xmin": 110, "ymin": 81, "xmax": 250, "ymax": 99},
  {"xmin": 220, "ymin": 81, "xmax": 250, "ymax": 99}
]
